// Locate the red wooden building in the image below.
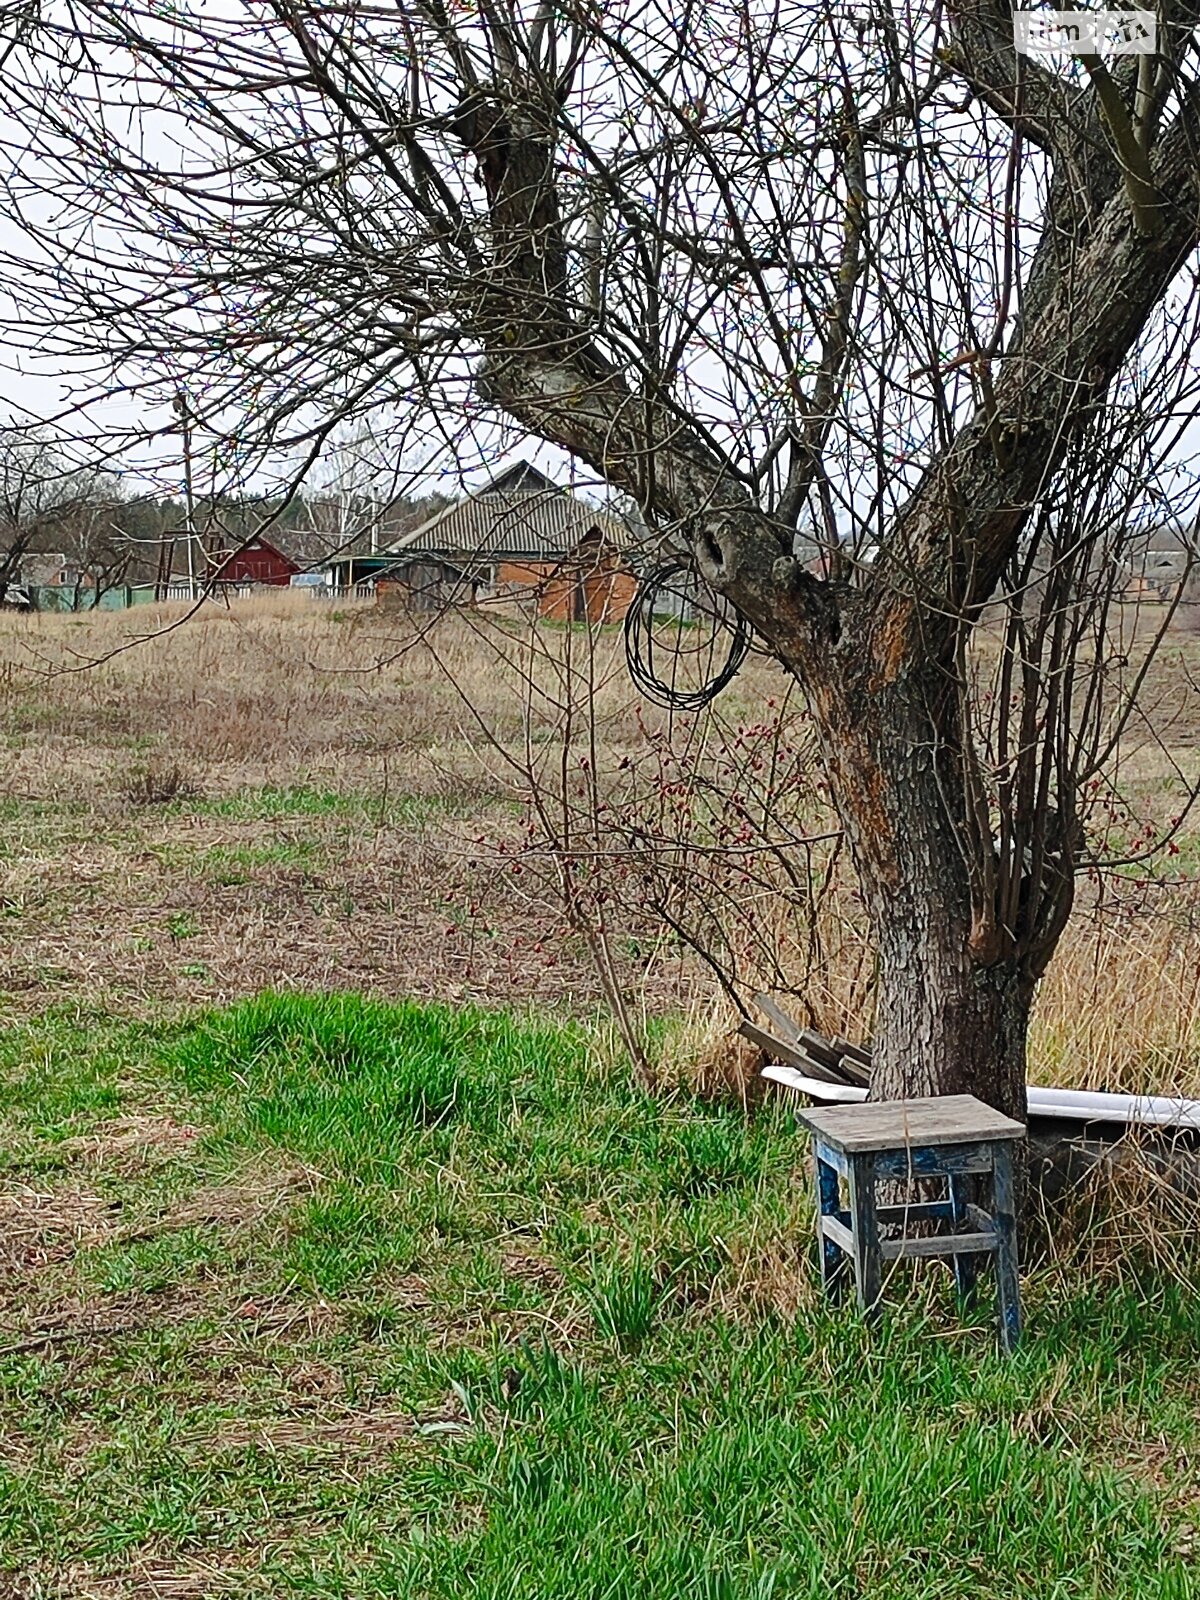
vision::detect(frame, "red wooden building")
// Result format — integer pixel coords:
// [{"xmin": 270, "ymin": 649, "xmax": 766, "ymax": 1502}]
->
[{"xmin": 208, "ymin": 536, "xmax": 299, "ymax": 587}]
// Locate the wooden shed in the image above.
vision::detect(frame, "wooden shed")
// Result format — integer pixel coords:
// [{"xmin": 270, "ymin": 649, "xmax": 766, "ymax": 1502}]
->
[{"xmin": 208, "ymin": 536, "xmax": 299, "ymax": 588}]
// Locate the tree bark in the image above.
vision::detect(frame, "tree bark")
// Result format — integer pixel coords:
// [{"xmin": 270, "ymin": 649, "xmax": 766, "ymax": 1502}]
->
[
  {"xmin": 801, "ymin": 637, "xmax": 1034, "ymax": 1121},
  {"xmin": 868, "ymin": 869, "xmax": 1033, "ymax": 1120}
]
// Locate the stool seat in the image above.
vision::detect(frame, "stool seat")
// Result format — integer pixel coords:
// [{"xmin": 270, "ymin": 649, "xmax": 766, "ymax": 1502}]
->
[{"xmin": 794, "ymin": 1094, "xmax": 1026, "ymax": 1352}]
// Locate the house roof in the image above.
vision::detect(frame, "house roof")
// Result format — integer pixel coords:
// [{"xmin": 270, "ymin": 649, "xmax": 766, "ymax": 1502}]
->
[
  {"xmin": 1119, "ymin": 522, "xmax": 1198, "ymax": 585},
  {"xmin": 214, "ymin": 535, "xmax": 297, "ymax": 565},
  {"xmin": 479, "ymin": 460, "xmax": 561, "ymax": 497},
  {"xmin": 384, "ymin": 470, "xmax": 628, "ymax": 562},
  {"xmin": 19, "ymin": 552, "xmax": 68, "ymax": 586}
]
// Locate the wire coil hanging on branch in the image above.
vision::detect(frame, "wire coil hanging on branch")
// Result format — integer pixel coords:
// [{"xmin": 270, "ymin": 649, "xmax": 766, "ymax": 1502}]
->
[{"xmin": 623, "ymin": 559, "xmax": 751, "ymax": 711}]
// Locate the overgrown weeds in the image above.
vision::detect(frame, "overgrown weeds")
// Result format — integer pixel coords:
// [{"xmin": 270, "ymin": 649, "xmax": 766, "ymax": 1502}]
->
[{"xmin": 1030, "ymin": 1123, "xmax": 1200, "ymax": 1290}]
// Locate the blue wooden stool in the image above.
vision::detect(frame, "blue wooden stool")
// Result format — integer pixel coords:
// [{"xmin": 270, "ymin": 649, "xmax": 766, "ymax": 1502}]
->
[{"xmin": 794, "ymin": 1095, "xmax": 1026, "ymax": 1352}]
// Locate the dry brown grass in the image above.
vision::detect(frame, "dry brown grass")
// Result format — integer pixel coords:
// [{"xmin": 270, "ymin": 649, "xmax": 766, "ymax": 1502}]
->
[
  {"xmin": 1033, "ymin": 900, "xmax": 1200, "ymax": 1098},
  {"xmin": 1028, "ymin": 1124, "xmax": 1200, "ymax": 1284},
  {"xmin": 1, "ymin": 597, "xmax": 1199, "ymax": 1099},
  {"xmin": 0, "ymin": 599, "xmax": 634, "ymax": 1013}
]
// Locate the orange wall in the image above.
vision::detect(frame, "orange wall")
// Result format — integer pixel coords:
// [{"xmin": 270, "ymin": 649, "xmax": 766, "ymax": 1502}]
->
[
  {"xmin": 496, "ymin": 557, "xmax": 635, "ymax": 623},
  {"xmin": 497, "ymin": 560, "xmax": 554, "ymax": 590}
]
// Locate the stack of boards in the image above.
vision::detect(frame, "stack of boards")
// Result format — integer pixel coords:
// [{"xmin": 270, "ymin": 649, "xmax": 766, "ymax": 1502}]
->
[
  {"xmin": 743, "ymin": 993, "xmax": 1200, "ymax": 1135},
  {"xmin": 738, "ymin": 994, "xmax": 871, "ymax": 1091}
]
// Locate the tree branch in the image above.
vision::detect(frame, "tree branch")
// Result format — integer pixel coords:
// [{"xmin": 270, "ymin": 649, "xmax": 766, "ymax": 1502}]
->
[
  {"xmin": 868, "ymin": 106, "xmax": 1200, "ymax": 671},
  {"xmin": 942, "ymin": 0, "xmax": 1087, "ymax": 155},
  {"xmin": 1080, "ymin": 52, "xmax": 1163, "ymax": 237}
]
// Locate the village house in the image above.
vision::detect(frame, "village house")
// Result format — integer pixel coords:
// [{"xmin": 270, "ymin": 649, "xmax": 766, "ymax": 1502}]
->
[
  {"xmin": 325, "ymin": 462, "xmax": 636, "ymax": 621},
  {"xmin": 1120, "ymin": 521, "xmax": 1197, "ymax": 602}
]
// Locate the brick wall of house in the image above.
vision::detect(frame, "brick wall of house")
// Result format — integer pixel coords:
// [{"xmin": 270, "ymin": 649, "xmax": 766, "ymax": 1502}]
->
[{"xmin": 496, "ymin": 552, "xmax": 635, "ymax": 623}]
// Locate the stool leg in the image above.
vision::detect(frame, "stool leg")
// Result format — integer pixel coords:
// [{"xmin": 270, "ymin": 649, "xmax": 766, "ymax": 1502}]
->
[
  {"xmin": 948, "ymin": 1173, "xmax": 978, "ymax": 1304},
  {"xmin": 815, "ymin": 1152, "xmax": 848, "ymax": 1301},
  {"xmin": 847, "ymin": 1154, "xmax": 882, "ymax": 1320},
  {"xmin": 991, "ymin": 1143, "xmax": 1021, "ymax": 1353}
]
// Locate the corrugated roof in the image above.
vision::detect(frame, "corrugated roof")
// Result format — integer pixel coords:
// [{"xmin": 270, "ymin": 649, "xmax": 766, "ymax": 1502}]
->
[
  {"xmin": 480, "ymin": 460, "xmax": 561, "ymax": 497},
  {"xmin": 1128, "ymin": 521, "xmax": 1198, "ymax": 554},
  {"xmin": 385, "ymin": 488, "xmax": 628, "ymax": 561}
]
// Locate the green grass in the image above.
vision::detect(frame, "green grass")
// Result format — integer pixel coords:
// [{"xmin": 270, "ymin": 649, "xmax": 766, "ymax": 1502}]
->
[
  {"xmin": 198, "ymin": 839, "xmax": 323, "ymax": 884},
  {"xmin": 184, "ymin": 784, "xmax": 469, "ymax": 827},
  {"xmin": 189, "ymin": 784, "xmax": 363, "ymax": 820},
  {"xmin": 0, "ymin": 994, "xmax": 1197, "ymax": 1597}
]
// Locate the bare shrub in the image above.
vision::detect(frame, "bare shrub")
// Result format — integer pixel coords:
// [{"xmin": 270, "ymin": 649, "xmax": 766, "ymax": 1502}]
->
[{"xmin": 122, "ymin": 760, "xmax": 200, "ymax": 807}]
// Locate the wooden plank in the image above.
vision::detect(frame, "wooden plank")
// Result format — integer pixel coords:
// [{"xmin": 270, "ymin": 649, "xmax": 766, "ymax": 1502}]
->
[
  {"xmin": 820, "ymin": 1213, "xmax": 856, "ymax": 1256},
  {"xmin": 833, "ymin": 1035, "xmax": 873, "ymax": 1068},
  {"xmin": 992, "ymin": 1142, "xmax": 1022, "ymax": 1354},
  {"xmin": 951, "ymin": 1176, "xmax": 980, "ymax": 1302},
  {"xmin": 872, "ymin": 1145, "xmax": 997, "ymax": 1180},
  {"xmin": 736, "ymin": 1020, "xmax": 852, "ymax": 1086},
  {"xmin": 880, "ymin": 1230, "xmax": 998, "ymax": 1261},
  {"xmin": 833, "ymin": 1052, "xmax": 872, "ymax": 1089},
  {"xmin": 815, "ymin": 1154, "xmax": 850, "ymax": 1300},
  {"xmin": 797, "ymin": 1028, "xmax": 842, "ymax": 1068},
  {"xmin": 814, "ymin": 1137, "xmax": 849, "ymax": 1178},
  {"xmin": 752, "ymin": 991, "xmax": 807, "ymax": 1045},
  {"xmin": 792, "ymin": 1095, "xmax": 1027, "ymax": 1151},
  {"xmin": 751, "ymin": 998, "xmax": 873, "ymax": 1088},
  {"xmin": 875, "ymin": 1200, "xmax": 954, "ymax": 1226},
  {"xmin": 847, "ymin": 1154, "xmax": 882, "ymax": 1317},
  {"xmin": 752, "ymin": 994, "xmax": 873, "ymax": 1073}
]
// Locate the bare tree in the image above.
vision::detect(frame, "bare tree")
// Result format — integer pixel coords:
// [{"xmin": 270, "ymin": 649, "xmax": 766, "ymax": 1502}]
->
[
  {"xmin": 60, "ymin": 487, "xmax": 135, "ymax": 605},
  {"xmin": 3, "ymin": 0, "xmax": 1200, "ymax": 1118},
  {"xmin": 0, "ymin": 425, "xmax": 116, "ymax": 603}
]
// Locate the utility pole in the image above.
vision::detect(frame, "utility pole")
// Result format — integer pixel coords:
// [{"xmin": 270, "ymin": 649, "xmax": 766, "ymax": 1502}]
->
[{"xmin": 172, "ymin": 388, "xmax": 197, "ymax": 599}]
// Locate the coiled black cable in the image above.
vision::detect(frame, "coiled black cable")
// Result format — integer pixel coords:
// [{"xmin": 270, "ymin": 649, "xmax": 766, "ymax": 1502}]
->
[{"xmin": 623, "ymin": 559, "xmax": 751, "ymax": 710}]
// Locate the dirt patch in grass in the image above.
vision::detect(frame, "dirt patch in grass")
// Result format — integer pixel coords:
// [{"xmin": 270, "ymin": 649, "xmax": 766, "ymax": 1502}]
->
[
  {"xmin": 0, "ymin": 1145, "xmax": 304, "ymax": 1343},
  {"xmin": 0, "ymin": 1186, "xmax": 122, "ymax": 1274},
  {"xmin": 0, "ymin": 1290, "xmax": 209, "ymax": 1367},
  {"xmin": 58, "ymin": 1116, "xmax": 205, "ymax": 1167},
  {"xmin": 0, "ymin": 1165, "xmax": 295, "ymax": 1262},
  {"xmin": 0, "ymin": 789, "xmax": 612, "ymax": 1017},
  {"xmin": 498, "ymin": 1244, "xmax": 567, "ymax": 1296},
  {"xmin": 197, "ymin": 1401, "xmax": 461, "ymax": 1457}
]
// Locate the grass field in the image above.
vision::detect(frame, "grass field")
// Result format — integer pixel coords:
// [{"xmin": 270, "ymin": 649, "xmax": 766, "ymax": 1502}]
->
[
  {"xmin": 1, "ymin": 598, "xmax": 1198, "ymax": 1089},
  {"xmin": 1, "ymin": 600, "xmax": 1199, "ymax": 1596},
  {"xmin": 1, "ymin": 992, "xmax": 1198, "ymax": 1598}
]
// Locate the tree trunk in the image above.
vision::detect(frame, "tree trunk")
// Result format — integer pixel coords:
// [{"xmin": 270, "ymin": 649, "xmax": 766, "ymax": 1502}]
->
[
  {"xmin": 805, "ymin": 645, "xmax": 1034, "ymax": 1124},
  {"xmin": 870, "ymin": 902, "xmax": 1032, "ymax": 1120}
]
